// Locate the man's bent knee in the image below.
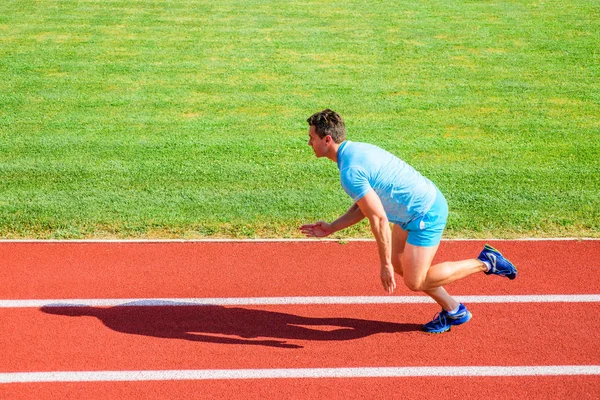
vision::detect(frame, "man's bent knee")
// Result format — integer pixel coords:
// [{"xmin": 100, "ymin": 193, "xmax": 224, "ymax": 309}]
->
[{"xmin": 403, "ymin": 277, "xmax": 426, "ymax": 292}]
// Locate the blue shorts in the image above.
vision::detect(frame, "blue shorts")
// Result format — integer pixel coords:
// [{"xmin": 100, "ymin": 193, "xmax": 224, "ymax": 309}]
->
[{"xmin": 402, "ymin": 188, "xmax": 448, "ymax": 247}]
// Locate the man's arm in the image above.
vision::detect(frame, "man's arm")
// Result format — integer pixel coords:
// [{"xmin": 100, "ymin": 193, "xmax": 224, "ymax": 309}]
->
[
  {"xmin": 300, "ymin": 203, "xmax": 365, "ymax": 237},
  {"xmin": 355, "ymin": 190, "xmax": 396, "ymax": 294}
]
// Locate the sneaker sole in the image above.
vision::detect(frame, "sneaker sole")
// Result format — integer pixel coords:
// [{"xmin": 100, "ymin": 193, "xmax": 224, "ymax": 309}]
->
[{"xmin": 422, "ymin": 326, "xmax": 451, "ymax": 334}]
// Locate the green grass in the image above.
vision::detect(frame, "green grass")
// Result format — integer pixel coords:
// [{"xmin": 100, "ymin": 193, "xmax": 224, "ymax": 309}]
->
[{"xmin": 1, "ymin": 0, "xmax": 598, "ymax": 239}]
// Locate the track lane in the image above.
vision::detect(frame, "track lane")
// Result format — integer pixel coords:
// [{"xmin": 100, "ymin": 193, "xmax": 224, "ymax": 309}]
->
[
  {"xmin": 3, "ymin": 303, "xmax": 599, "ymax": 372},
  {"xmin": 1, "ymin": 241, "xmax": 598, "ymax": 299}
]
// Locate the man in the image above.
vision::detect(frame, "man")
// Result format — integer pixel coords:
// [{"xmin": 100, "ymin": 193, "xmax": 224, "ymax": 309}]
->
[{"xmin": 300, "ymin": 109, "xmax": 517, "ymax": 333}]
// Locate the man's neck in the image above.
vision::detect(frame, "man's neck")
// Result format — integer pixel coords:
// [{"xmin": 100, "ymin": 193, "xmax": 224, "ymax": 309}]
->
[{"xmin": 327, "ymin": 141, "xmax": 341, "ymax": 163}]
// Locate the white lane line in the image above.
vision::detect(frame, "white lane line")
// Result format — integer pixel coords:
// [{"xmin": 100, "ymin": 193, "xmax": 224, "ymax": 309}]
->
[
  {"xmin": 1, "ymin": 366, "xmax": 599, "ymax": 383},
  {"xmin": 1, "ymin": 295, "xmax": 599, "ymax": 308}
]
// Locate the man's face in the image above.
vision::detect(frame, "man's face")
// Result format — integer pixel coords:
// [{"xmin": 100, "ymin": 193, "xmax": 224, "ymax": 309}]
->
[{"xmin": 308, "ymin": 125, "xmax": 328, "ymax": 158}]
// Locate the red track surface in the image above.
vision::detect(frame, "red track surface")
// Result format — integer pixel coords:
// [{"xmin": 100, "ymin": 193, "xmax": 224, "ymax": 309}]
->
[{"xmin": 1, "ymin": 240, "xmax": 599, "ymax": 399}]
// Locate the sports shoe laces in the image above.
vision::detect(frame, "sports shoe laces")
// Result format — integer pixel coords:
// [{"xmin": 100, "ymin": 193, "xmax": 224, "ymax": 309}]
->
[{"xmin": 429, "ymin": 311, "xmax": 448, "ymax": 328}]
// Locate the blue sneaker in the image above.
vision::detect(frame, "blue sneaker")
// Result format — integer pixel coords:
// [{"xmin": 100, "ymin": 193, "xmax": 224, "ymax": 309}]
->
[
  {"xmin": 478, "ymin": 244, "xmax": 518, "ymax": 280},
  {"xmin": 422, "ymin": 303, "xmax": 472, "ymax": 334}
]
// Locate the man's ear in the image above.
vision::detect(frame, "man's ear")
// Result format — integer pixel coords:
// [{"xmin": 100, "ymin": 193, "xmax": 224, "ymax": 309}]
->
[{"xmin": 325, "ymin": 135, "xmax": 332, "ymax": 144}]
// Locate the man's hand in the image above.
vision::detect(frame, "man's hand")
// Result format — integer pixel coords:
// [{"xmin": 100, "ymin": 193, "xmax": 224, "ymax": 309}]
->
[
  {"xmin": 299, "ymin": 221, "xmax": 333, "ymax": 238},
  {"xmin": 380, "ymin": 264, "xmax": 396, "ymax": 294}
]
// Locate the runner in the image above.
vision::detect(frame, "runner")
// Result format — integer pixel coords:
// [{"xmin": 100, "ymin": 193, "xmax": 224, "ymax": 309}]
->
[{"xmin": 300, "ymin": 109, "xmax": 518, "ymax": 333}]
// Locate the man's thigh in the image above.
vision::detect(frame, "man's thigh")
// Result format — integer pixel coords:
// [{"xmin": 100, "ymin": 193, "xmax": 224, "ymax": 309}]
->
[
  {"xmin": 401, "ymin": 242, "xmax": 440, "ymax": 288},
  {"xmin": 391, "ymin": 224, "xmax": 408, "ymax": 276}
]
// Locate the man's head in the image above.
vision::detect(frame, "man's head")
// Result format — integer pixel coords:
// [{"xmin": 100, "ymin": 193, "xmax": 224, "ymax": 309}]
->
[
  {"xmin": 306, "ymin": 109, "xmax": 346, "ymax": 143},
  {"xmin": 306, "ymin": 109, "xmax": 346, "ymax": 160}
]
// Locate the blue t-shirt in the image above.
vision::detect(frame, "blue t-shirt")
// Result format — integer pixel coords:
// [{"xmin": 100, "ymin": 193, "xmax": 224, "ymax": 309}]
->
[{"xmin": 337, "ymin": 141, "xmax": 437, "ymax": 227}]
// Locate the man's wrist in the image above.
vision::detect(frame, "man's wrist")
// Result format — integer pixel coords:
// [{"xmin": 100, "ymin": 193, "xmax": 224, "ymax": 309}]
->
[{"xmin": 327, "ymin": 220, "xmax": 338, "ymax": 234}]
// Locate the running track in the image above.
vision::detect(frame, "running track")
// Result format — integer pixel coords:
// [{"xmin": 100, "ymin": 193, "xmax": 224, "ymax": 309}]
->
[{"xmin": 1, "ymin": 240, "xmax": 599, "ymax": 399}]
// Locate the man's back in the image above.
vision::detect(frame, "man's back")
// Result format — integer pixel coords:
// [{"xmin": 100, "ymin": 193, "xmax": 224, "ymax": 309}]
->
[{"xmin": 336, "ymin": 140, "xmax": 437, "ymax": 226}]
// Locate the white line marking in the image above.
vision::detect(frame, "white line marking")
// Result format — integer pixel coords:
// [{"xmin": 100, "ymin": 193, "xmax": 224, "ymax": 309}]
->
[
  {"xmin": 1, "ymin": 295, "xmax": 598, "ymax": 308},
  {"xmin": 1, "ymin": 366, "xmax": 598, "ymax": 383}
]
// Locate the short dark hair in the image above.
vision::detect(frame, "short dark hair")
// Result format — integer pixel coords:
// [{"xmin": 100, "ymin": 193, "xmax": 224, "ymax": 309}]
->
[{"xmin": 306, "ymin": 109, "xmax": 346, "ymax": 143}]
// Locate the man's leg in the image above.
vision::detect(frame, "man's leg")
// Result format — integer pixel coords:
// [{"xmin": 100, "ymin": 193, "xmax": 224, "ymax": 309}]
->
[
  {"xmin": 398, "ymin": 239, "xmax": 476, "ymax": 333},
  {"xmin": 396, "ymin": 224, "xmax": 517, "ymax": 333},
  {"xmin": 392, "ymin": 225, "xmax": 461, "ymax": 311},
  {"xmin": 402, "ymin": 243, "xmax": 487, "ymax": 294},
  {"xmin": 390, "ymin": 224, "xmax": 408, "ymax": 277}
]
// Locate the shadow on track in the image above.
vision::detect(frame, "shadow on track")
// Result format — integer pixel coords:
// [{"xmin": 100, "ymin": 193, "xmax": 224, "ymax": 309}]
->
[{"xmin": 40, "ymin": 301, "xmax": 421, "ymax": 349}]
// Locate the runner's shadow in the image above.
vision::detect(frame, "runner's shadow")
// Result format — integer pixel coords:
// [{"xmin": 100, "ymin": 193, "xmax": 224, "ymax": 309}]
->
[{"xmin": 40, "ymin": 301, "xmax": 421, "ymax": 349}]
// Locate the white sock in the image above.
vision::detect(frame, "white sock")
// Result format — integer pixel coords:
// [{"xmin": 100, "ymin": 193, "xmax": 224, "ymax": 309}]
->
[
  {"xmin": 483, "ymin": 260, "xmax": 492, "ymax": 272},
  {"xmin": 448, "ymin": 305, "xmax": 461, "ymax": 315}
]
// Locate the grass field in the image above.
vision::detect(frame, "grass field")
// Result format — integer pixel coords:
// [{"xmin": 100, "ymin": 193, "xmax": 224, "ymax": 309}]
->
[{"xmin": 1, "ymin": 0, "xmax": 598, "ymax": 239}]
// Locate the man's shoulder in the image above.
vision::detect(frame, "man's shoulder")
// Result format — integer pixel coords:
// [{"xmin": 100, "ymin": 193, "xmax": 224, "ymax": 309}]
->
[
  {"xmin": 347, "ymin": 141, "xmax": 389, "ymax": 156},
  {"xmin": 344, "ymin": 140, "xmax": 376, "ymax": 150},
  {"xmin": 340, "ymin": 141, "xmax": 389, "ymax": 167}
]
